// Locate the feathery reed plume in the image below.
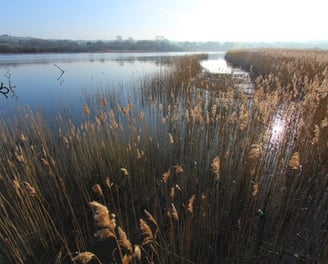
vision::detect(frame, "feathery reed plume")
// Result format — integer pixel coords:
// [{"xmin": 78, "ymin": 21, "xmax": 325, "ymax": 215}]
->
[
  {"xmin": 288, "ymin": 152, "xmax": 300, "ymax": 169},
  {"xmin": 122, "ymin": 254, "xmax": 132, "ymax": 264},
  {"xmin": 23, "ymin": 181, "xmax": 37, "ymax": 196},
  {"xmin": 211, "ymin": 156, "xmax": 221, "ymax": 177},
  {"xmin": 173, "ymin": 165, "xmax": 184, "ymax": 174},
  {"xmin": 193, "ymin": 104, "xmax": 203, "ymax": 122},
  {"xmin": 252, "ymin": 183, "xmax": 259, "ymax": 196},
  {"xmin": 15, "ymin": 151, "xmax": 26, "ymax": 164},
  {"xmin": 83, "ymin": 104, "xmax": 90, "ymax": 116},
  {"xmin": 168, "ymin": 133, "xmax": 174, "ymax": 144},
  {"xmin": 12, "ymin": 178, "xmax": 21, "ymax": 193},
  {"xmin": 239, "ymin": 110, "xmax": 249, "ymax": 131},
  {"xmin": 162, "ymin": 170, "xmax": 171, "ymax": 184},
  {"xmin": 140, "ymin": 218, "xmax": 154, "ymax": 245},
  {"xmin": 247, "ymin": 144, "xmax": 262, "ymax": 160},
  {"xmin": 175, "ymin": 184, "xmax": 182, "ymax": 191},
  {"xmin": 62, "ymin": 136, "xmax": 70, "ymax": 145},
  {"xmin": 94, "ymin": 228, "xmax": 116, "ymax": 240},
  {"xmin": 92, "ymin": 184, "xmax": 104, "ymax": 197},
  {"xmin": 200, "ymin": 193, "xmax": 208, "ymax": 217},
  {"xmin": 133, "ymin": 245, "xmax": 141, "ymax": 260},
  {"xmin": 187, "ymin": 194, "xmax": 196, "ymax": 214},
  {"xmin": 19, "ymin": 133, "xmax": 27, "ymax": 142},
  {"xmin": 170, "ymin": 187, "xmax": 175, "ymax": 200},
  {"xmin": 136, "ymin": 148, "xmax": 142, "ymax": 159},
  {"xmin": 110, "ymin": 213, "xmax": 116, "ymax": 229},
  {"xmin": 100, "ymin": 97, "xmax": 107, "ymax": 107},
  {"xmin": 162, "ymin": 117, "xmax": 167, "ymax": 124},
  {"xmin": 229, "ymin": 111, "xmax": 237, "ymax": 123},
  {"xmin": 144, "ymin": 209, "xmax": 158, "ymax": 228},
  {"xmin": 88, "ymin": 201, "xmax": 113, "ymax": 229},
  {"xmin": 321, "ymin": 117, "xmax": 328, "ymax": 128},
  {"xmin": 120, "ymin": 168, "xmax": 129, "ymax": 177},
  {"xmin": 72, "ymin": 251, "xmax": 96, "ymax": 263},
  {"xmin": 312, "ymin": 124, "xmax": 320, "ymax": 144},
  {"xmin": 106, "ymin": 176, "xmax": 114, "ymax": 188},
  {"xmin": 118, "ymin": 227, "xmax": 133, "ymax": 253}
]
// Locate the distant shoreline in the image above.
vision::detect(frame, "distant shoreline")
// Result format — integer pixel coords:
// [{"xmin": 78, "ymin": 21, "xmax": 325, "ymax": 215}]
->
[{"xmin": 1, "ymin": 34, "xmax": 327, "ymax": 54}]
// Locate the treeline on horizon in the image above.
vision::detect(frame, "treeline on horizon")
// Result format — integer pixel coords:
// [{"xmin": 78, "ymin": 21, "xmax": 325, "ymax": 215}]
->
[{"xmin": 1, "ymin": 34, "xmax": 328, "ymax": 53}]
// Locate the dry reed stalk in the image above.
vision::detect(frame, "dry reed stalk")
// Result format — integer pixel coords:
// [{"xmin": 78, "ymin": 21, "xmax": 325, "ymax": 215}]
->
[
  {"xmin": 187, "ymin": 194, "xmax": 196, "ymax": 214},
  {"xmin": 118, "ymin": 227, "xmax": 133, "ymax": 253},
  {"xmin": 171, "ymin": 203, "xmax": 179, "ymax": 221}
]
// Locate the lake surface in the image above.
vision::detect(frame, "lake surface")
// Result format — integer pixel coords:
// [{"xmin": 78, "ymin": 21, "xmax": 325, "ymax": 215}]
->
[{"xmin": 0, "ymin": 52, "xmax": 231, "ymax": 122}]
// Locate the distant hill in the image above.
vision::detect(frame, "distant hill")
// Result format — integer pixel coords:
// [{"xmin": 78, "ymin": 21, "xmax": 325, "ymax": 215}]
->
[{"xmin": 1, "ymin": 34, "xmax": 327, "ymax": 53}]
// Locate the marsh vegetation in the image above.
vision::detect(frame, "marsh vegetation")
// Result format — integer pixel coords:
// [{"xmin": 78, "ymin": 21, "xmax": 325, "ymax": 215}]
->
[{"xmin": 0, "ymin": 50, "xmax": 327, "ymax": 263}]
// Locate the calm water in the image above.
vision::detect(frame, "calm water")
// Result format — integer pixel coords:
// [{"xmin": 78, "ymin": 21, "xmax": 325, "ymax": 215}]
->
[{"xmin": 0, "ymin": 52, "xmax": 231, "ymax": 122}]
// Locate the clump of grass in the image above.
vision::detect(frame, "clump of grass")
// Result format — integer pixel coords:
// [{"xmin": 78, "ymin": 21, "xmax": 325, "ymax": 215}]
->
[{"xmin": 0, "ymin": 51, "xmax": 327, "ymax": 263}]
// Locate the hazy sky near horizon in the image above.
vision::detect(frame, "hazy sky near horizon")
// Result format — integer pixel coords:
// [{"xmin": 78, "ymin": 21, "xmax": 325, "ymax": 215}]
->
[{"xmin": 2, "ymin": 0, "xmax": 327, "ymax": 42}]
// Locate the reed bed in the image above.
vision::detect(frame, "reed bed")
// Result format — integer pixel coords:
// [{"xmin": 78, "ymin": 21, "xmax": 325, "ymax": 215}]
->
[{"xmin": 0, "ymin": 51, "xmax": 327, "ymax": 263}]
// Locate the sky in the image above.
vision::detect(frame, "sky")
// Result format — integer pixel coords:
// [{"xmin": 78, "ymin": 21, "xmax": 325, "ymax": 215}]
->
[{"xmin": 2, "ymin": 0, "xmax": 328, "ymax": 42}]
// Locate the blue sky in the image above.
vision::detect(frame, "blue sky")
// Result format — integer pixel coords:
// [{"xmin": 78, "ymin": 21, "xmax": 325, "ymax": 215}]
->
[{"xmin": 2, "ymin": 0, "xmax": 328, "ymax": 41}]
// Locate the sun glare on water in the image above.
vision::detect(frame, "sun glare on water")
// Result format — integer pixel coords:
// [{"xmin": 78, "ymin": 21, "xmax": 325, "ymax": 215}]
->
[{"xmin": 270, "ymin": 115, "xmax": 285, "ymax": 144}]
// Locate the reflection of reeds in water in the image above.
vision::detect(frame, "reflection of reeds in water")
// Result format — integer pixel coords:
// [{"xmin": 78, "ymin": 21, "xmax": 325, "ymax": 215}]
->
[{"xmin": 0, "ymin": 52, "xmax": 327, "ymax": 263}]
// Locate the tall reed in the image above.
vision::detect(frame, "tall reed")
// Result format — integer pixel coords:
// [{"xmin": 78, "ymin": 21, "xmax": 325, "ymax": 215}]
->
[{"xmin": 0, "ymin": 51, "xmax": 327, "ymax": 263}]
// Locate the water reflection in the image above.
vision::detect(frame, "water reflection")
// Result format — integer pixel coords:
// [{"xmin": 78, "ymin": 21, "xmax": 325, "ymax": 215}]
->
[
  {"xmin": 0, "ymin": 52, "xmax": 195, "ymax": 121},
  {"xmin": 270, "ymin": 114, "xmax": 285, "ymax": 144},
  {"xmin": 0, "ymin": 70, "xmax": 17, "ymax": 99},
  {"xmin": 54, "ymin": 64, "xmax": 65, "ymax": 85},
  {"xmin": 200, "ymin": 52, "xmax": 231, "ymax": 73},
  {"xmin": 0, "ymin": 52, "xmax": 231, "ymax": 122}
]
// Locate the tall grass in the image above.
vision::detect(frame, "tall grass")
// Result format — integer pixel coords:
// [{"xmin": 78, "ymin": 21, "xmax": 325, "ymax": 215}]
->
[{"xmin": 0, "ymin": 51, "xmax": 327, "ymax": 263}]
